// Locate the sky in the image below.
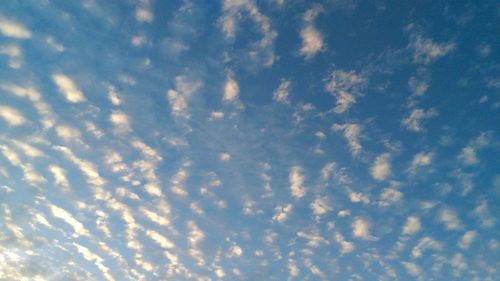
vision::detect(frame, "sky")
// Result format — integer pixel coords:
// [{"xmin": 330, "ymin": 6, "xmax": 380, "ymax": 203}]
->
[{"xmin": 0, "ymin": 0, "xmax": 499, "ymax": 280}]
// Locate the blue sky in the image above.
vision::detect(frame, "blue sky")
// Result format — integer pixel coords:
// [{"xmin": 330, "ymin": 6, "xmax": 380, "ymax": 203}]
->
[{"xmin": 0, "ymin": 0, "xmax": 499, "ymax": 280}]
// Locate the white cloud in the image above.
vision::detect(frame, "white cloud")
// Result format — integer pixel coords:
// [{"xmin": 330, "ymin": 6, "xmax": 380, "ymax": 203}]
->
[
  {"xmin": 109, "ymin": 110, "xmax": 132, "ymax": 134},
  {"xmin": 310, "ymin": 196, "xmax": 332, "ymax": 216},
  {"xmin": 0, "ymin": 17, "xmax": 31, "ymax": 39},
  {"xmin": 49, "ymin": 165, "xmax": 69, "ymax": 189},
  {"xmin": 220, "ymin": 0, "xmax": 277, "ymax": 66},
  {"xmin": 45, "ymin": 36, "xmax": 65, "ymax": 52},
  {"xmin": 379, "ymin": 187, "xmax": 402, "ymax": 206},
  {"xmin": 411, "ymin": 236, "xmax": 442, "ymax": 258},
  {"xmin": 52, "ymin": 74, "xmax": 86, "ymax": 103},
  {"xmin": 219, "ymin": 153, "xmax": 231, "ymax": 161},
  {"xmin": 325, "ymin": 69, "xmax": 365, "ymax": 113},
  {"xmin": 410, "ymin": 34, "xmax": 455, "ymax": 64},
  {"xmin": 0, "ymin": 105, "xmax": 26, "ymax": 126},
  {"xmin": 332, "ymin": 123, "xmax": 362, "ymax": 156},
  {"xmin": 300, "ymin": 25, "xmax": 324, "ymax": 60},
  {"xmin": 273, "ymin": 80, "xmax": 291, "ymax": 103},
  {"xmin": 223, "ymin": 73, "xmax": 240, "ymax": 102},
  {"xmin": 145, "ymin": 229, "xmax": 174, "ymax": 249},
  {"xmin": 135, "ymin": 8, "xmax": 153, "ymax": 23},
  {"xmin": 229, "ymin": 244, "xmax": 243, "ymax": 258},
  {"xmin": 289, "ymin": 166, "xmax": 306, "ymax": 198},
  {"xmin": 107, "ymin": 85, "xmax": 121, "ymax": 106},
  {"xmin": 0, "ymin": 44, "xmax": 22, "ymax": 69},
  {"xmin": 54, "ymin": 145, "xmax": 106, "ymax": 189},
  {"xmin": 297, "ymin": 231, "xmax": 329, "ymax": 248},
  {"xmin": 320, "ymin": 162, "xmax": 335, "ymax": 180},
  {"xmin": 334, "ymin": 232, "xmax": 355, "ymax": 254},
  {"xmin": 458, "ymin": 132, "xmax": 492, "ymax": 165},
  {"xmin": 187, "ymin": 220, "xmax": 205, "ymax": 266},
  {"xmin": 49, "ymin": 204, "xmax": 89, "ymax": 237},
  {"xmin": 370, "ymin": 153, "xmax": 391, "ymax": 181},
  {"xmin": 337, "ymin": 209, "xmax": 351, "ymax": 217},
  {"xmin": 473, "ymin": 200, "xmax": 495, "ymax": 228},
  {"xmin": 438, "ymin": 208, "xmax": 462, "ymax": 230},
  {"xmin": 287, "ymin": 259, "xmax": 300, "ymax": 277},
  {"xmin": 56, "ymin": 125, "xmax": 83, "ymax": 143},
  {"xmin": 408, "ymin": 152, "xmax": 433, "ymax": 174},
  {"xmin": 1, "ymin": 84, "xmax": 56, "ymax": 129},
  {"xmin": 210, "ymin": 111, "xmax": 224, "ymax": 120},
  {"xmin": 352, "ymin": 218, "xmax": 375, "ymax": 240},
  {"xmin": 402, "ymin": 108, "xmax": 437, "ymax": 132},
  {"xmin": 402, "ymin": 216, "xmax": 421, "ymax": 235},
  {"xmin": 299, "ymin": 6, "xmax": 324, "ymax": 59},
  {"xmin": 450, "ymin": 253, "xmax": 467, "ymax": 271},
  {"xmin": 402, "ymin": 261, "xmax": 422, "ymax": 277},
  {"xmin": 273, "ymin": 203, "xmax": 293, "ymax": 223},
  {"xmin": 167, "ymin": 75, "xmax": 203, "ymax": 118},
  {"xmin": 458, "ymin": 230, "xmax": 476, "ymax": 249},
  {"xmin": 347, "ymin": 188, "xmax": 370, "ymax": 204}
]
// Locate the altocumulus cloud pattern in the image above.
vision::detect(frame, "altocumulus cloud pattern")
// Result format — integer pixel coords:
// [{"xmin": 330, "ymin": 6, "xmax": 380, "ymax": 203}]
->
[{"xmin": 0, "ymin": 1, "xmax": 498, "ymax": 280}]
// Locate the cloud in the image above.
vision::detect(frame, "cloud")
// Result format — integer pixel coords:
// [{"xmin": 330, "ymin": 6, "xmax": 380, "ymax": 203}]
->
[
  {"xmin": 438, "ymin": 208, "xmax": 462, "ymax": 230},
  {"xmin": 145, "ymin": 229, "xmax": 175, "ymax": 249},
  {"xmin": 187, "ymin": 220, "xmax": 205, "ymax": 266},
  {"xmin": 48, "ymin": 165, "xmax": 70, "ymax": 189},
  {"xmin": 408, "ymin": 152, "xmax": 433, "ymax": 174},
  {"xmin": 0, "ymin": 44, "xmax": 22, "ymax": 69},
  {"xmin": 45, "ymin": 36, "xmax": 65, "ymax": 52},
  {"xmin": 273, "ymin": 203, "xmax": 293, "ymax": 223},
  {"xmin": 352, "ymin": 218, "xmax": 375, "ymax": 240},
  {"xmin": 310, "ymin": 196, "xmax": 332, "ymax": 216},
  {"xmin": 0, "ymin": 17, "xmax": 31, "ymax": 39},
  {"xmin": 325, "ymin": 69, "xmax": 365, "ymax": 113},
  {"xmin": 370, "ymin": 153, "xmax": 391, "ymax": 181},
  {"xmin": 411, "ymin": 236, "xmax": 442, "ymax": 258},
  {"xmin": 347, "ymin": 188, "xmax": 370, "ymax": 204},
  {"xmin": 52, "ymin": 74, "xmax": 86, "ymax": 103},
  {"xmin": 378, "ymin": 187, "xmax": 402, "ymax": 206},
  {"xmin": 56, "ymin": 125, "xmax": 83, "ymax": 143},
  {"xmin": 106, "ymin": 85, "xmax": 121, "ymax": 106},
  {"xmin": 450, "ymin": 253, "xmax": 467, "ymax": 271},
  {"xmin": 473, "ymin": 200, "xmax": 495, "ymax": 228},
  {"xmin": 332, "ymin": 123, "xmax": 362, "ymax": 156},
  {"xmin": 402, "ymin": 108, "xmax": 437, "ymax": 132},
  {"xmin": 223, "ymin": 72, "xmax": 240, "ymax": 102},
  {"xmin": 210, "ymin": 111, "xmax": 224, "ymax": 120},
  {"xmin": 273, "ymin": 80, "xmax": 291, "ymax": 103},
  {"xmin": 402, "ymin": 216, "xmax": 421, "ymax": 235},
  {"xmin": 300, "ymin": 5, "xmax": 324, "ymax": 59},
  {"xmin": 109, "ymin": 110, "xmax": 132, "ymax": 134},
  {"xmin": 289, "ymin": 166, "xmax": 306, "ymax": 198},
  {"xmin": 410, "ymin": 33, "xmax": 455, "ymax": 64},
  {"xmin": 49, "ymin": 204, "xmax": 89, "ymax": 237},
  {"xmin": 219, "ymin": 153, "xmax": 231, "ymax": 161},
  {"xmin": 458, "ymin": 132, "xmax": 492, "ymax": 165},
  {"xmin": 402, "ymin": 262, "xmax": 422, "ymax": 278},
  {"xmin": 0, "ymin": 105, "xmax": 26, "ymax": 126},
  {"xmin": 220, "ymin": 0, "xmax": 277, "ymax": 66},
  {"xmin": 1, "ymin": 84, "xmax": 56, "ymax": 129},
  {"xmin": 334, "ymin": 232, "xmax": 354, "ymax": 254},
  {"xmin": 287, "ymin": 259, "xmax": 300, "ymax": 277},
  {"xmin": 458, "ymin": 230, "xmax": 476, "ymax": 249},
  {"xmin": 297, "ymin": 231, "xmax": 329, "ymax": 248},
  {"xmin": 167, "ymin": 75, "xmax": 203, "ymax": 119}
]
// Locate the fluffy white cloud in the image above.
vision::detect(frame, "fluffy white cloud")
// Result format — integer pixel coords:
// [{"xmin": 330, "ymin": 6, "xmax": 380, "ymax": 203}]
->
[
  {"xmin": 287, "ymin": 259, "xmax": 300, "ymax": 277},
  {"xmin": 49, "ymin": 165, "xmax": 69, "ymax": 189},
  {"xmin": 402, "ymin": 108, "xmax": 437, "ymax": 132},
  {"xmin": 0, "ymin": 44, "xmax": 22, "ymax": 69},
  {"xmin": 352, "ymin": 218, "xmax": 375, "ymax": 240},
  {"xmin": 458, "ymin": 230, "xmax": 476, "ymax": 249},
  {"xmin": 408, "ymin": 152, "xmax": 433, "ymax": 174},
  {"xmin": 0, "ymin": 17, "xmax": 31, "ymax": 39},
  {"xmin": 370, "ymin": 153, "xmax": 391, "ymax": 181},
  {"xmin": 273, "ymin": 80, "xmax": 291, "ymax": 103},
  {"xmin": 410, "ymin": 33, "xmax": 455, "ymax": 65},
  {"xmin": 300, "ymin": 6, "xmax": 324, "ymax": 59},
  {"xmin": 0, "ymin": 105, "xmax": 26, "ymax": 126},
  {"xmin": 56, "ymin": 125, "xmax": 83, "ymax": 143},
  {"xmin": 325, "ymin": 69, "xmax": 365, "ymax": 113},
  {"xmin": 402, "ymin": 261, "xmax": 422, "ymax": 277},
  {"xmin": 379, "ymin": 187, "xmax": 402, "ymax": 206},
  {"xmin": 273, "ymin": 203, "xmax": 293, "ymax": 223},
  {"xmin": 289, "ymin": 166, "xmax": 306, "ymax": 198},
  {"xmin": 223, "ymin": 73, "xmax": 240, "ymax": 102},
  {"xmin": 438, "ymin": 208, "xmax": 462, "ymax": 230},
  {"xmin": 310, "ymin": 197, "xmax": 332, "ymax": 216},
  {"xmin": 458, "ymin": 132, "xmax": 492, "ymax": 165},
  {"xmin": 347, "ymin": 188, "xmax": 370, "ymax": 204},
  {"xmin": 402, "ymin": 216, "xmax": 421, "ymax": 235},
  {"xmin": 109, "ymin": 110, "xmax": 132, "ymax": 134},
  {"xmin": 167, "ymin": 75, "xmax": 203, "ymax": 118},
  {"xmin": 411, "ymin": 236, "xmax": 442, "ymax": 258},
  {"xmin": 332, "ymin": 123, "xmax": 362, "ymax": 156},
  {"xmin": 334, "ymin": 232, "xmax": 354, "ymax": 254},
  {"xmin": 49, "ymin": 204, "xmax": 89, "ymax": 237},
  {"xmin": 52, "ymin": 74, "xmax": 86, "ymax": 103}
]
